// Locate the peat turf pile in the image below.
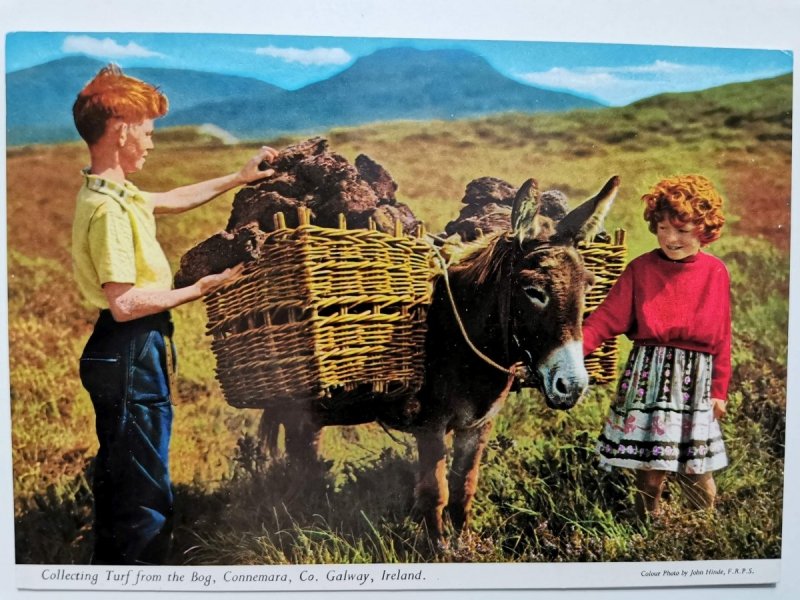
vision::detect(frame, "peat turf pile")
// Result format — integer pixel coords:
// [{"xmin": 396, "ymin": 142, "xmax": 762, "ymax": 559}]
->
[
  {"xmin": 174, "ymin": 137, "xmax": 420, "ymax": 287},
  {"xmin": 443, "ymin": 176, "xmax": 569, "ymax": 242}
]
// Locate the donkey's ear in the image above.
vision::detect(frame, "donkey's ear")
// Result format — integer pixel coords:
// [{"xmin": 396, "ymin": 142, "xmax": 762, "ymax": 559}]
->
[
  {"xmin": 555, "ymin": 176, "xmax": 620, "ymax": 244},
  {"xmin": 511, "ymin": 178, "xmax": 546, "ymax": 245}
]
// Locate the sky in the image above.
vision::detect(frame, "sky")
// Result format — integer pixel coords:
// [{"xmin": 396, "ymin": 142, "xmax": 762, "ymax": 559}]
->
[{"xmin": 5, "ymin": 31, "xmax": 793, "ymax": 106}]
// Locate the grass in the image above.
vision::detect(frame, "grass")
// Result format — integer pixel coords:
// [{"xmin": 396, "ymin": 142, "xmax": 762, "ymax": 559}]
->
[{"xmin": 7, "ymin": 74, "xmax": 790, "ymax": 565}]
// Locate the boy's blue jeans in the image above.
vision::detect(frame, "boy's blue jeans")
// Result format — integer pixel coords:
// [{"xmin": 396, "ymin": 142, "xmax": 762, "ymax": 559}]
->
[{"xmin": 79, "ymin": 310, "xmax": 176, "ymax": 565}]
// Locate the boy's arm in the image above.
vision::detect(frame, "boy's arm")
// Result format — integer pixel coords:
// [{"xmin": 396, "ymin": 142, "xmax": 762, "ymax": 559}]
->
[
  {"xmin": 150, "ymin": 146, "xmax": 277, "ymax": 214},
  {"xmin": 103, "ymin": 264, "xmax": 243, "ymax": 322}
]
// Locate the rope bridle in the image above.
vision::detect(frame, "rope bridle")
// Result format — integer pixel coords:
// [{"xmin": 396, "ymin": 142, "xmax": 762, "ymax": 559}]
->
[{"xmin": 427, "ymin": 234, "xmax": 533, "ymax": 383}]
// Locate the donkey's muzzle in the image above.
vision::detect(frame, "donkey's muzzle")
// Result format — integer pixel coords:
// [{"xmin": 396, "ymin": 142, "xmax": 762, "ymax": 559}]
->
[{"xmin": 537, "ymin": 341, "xmax": 589, "ymax": 410}]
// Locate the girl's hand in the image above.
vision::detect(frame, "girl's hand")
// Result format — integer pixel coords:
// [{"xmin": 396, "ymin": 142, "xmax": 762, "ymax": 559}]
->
[{"xmin": 712, "ymin": 398, "xmax": 727, "ymax": 420}]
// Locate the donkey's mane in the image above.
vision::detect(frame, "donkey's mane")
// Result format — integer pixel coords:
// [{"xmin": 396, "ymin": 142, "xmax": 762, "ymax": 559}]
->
[{"xmin": 449, "ymin": 233, "xmax": 516, "ymax": 287}]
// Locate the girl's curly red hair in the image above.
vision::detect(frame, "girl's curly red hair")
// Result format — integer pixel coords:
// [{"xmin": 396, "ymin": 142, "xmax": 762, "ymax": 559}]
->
[
  {"xmin": 642, "ymin": 174, "xmax": 726, "ymax": 245},
  {"xmin": 73, "ymin": 64, "xmax": 168, "ymax": 146}
]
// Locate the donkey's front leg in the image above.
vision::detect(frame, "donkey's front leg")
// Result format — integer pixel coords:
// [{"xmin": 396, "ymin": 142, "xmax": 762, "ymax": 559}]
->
[
  {"xmin": 448, "ymin": 420, "xmax": 493, "ymax": 535},
  {"xmin": 413, "ymin": 427, "xmax": 449, "ymax": 549}
]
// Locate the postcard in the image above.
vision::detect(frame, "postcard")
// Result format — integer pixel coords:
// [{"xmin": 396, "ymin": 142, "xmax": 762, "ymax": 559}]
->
[{"xmin": 1, "ymin": 1, "xmax": 798, "ymax": 599}]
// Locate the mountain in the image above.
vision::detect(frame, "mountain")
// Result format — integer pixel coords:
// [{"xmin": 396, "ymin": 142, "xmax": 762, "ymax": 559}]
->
[
  {"xmin": 6, "ymin": 49, "xmax": 602, "ymax": 146},
  {"xmin": 164, "ymin": 47, "xmax": 603, "ymax": 138},
  {"xmin": 6, "ymin": 56, "xmax": 285, "ymax": 145}
]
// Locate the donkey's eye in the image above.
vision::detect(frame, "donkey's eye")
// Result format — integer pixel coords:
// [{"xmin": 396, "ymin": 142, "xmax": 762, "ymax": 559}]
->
[{"xmin": 523, "ymin": 286, "xmax": 549, "ymax": 308}]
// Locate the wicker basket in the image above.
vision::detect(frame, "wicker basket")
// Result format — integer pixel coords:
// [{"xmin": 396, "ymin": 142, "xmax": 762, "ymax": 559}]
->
[
  {"xmin": 204, "ymin": 211, "xmax": 438, "ymax": 409},
  {"xmin": 578, "ymin": 229, "xmax": 628, "ymax": 384}
]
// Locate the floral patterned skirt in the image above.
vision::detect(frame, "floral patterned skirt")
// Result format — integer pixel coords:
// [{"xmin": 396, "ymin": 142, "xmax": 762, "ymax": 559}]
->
[{"xmin": 596, "ymin": 345, "xmax": 727, "ymax": 474}]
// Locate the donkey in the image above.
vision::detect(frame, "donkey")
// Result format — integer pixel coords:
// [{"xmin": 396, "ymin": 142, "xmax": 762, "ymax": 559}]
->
[{"xmin": 262, "ymin": 175, "xmax": 619, "ymax": 548}]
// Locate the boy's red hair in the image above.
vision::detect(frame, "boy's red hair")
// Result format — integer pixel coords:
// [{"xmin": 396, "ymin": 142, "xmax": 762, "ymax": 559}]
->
[
  {"xmin": 642, "ymin": 174, "xmax": 726, "ymax": 245},
  {"xmin": 73, "ymin": 64, "xmax": 168, "ymax": 145}
]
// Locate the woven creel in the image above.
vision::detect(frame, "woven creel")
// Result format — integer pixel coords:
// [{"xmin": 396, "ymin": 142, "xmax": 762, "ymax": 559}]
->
[
  {"xmin": 204, "ymin": 212, "xmax": 438, "ymax": 409},
  {"xmin": 578, "ymin": 229, "xmax": 627, "ymax": 384}
]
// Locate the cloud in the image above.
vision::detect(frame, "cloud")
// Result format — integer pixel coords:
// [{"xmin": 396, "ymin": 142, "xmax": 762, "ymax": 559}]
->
[
  {"xmin": 604, "ymin": 60, "xmax": 697, "ymax": 75},
  {"xmin": 255, "ymin": 45, "xmax": 352, "ymax": 66},
  {"xmin": 63, "ymin": 35, "xmax": 163, "ymax": 59},
  {"xmin": 522, "ymin": 67, "xmax": 618, "ymax": 89},
  {"xmin": 517, "ymin": 61, "xmax": 733, "ymax": 105}
]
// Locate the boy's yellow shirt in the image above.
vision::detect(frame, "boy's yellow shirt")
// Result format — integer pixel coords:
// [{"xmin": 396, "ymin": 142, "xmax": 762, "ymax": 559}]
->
[{"xmin": 72, "ymin": 170, "xmax": 173, "ymax": 309}]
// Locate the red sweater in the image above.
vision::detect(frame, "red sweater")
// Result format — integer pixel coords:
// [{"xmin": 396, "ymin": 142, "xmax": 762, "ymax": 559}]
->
[{"xmin": 582, "ymin": 249, "xmax": 731, "ymax": 400}]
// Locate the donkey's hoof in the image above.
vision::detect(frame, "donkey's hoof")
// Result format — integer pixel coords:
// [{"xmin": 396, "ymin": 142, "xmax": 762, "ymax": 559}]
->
[{"xmin": 419, "ymin": 534, "xmax": 449, "ymax": 555}]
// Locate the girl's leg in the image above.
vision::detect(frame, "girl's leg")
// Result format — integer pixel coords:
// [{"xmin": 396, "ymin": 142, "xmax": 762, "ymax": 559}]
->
[
  {"xmin": 677, "ymin": 472, "xmax": 717, "ymax": 510},
  {"xmin": 634, "ymin": 470, "xmax": 668, "ymax": 519}
]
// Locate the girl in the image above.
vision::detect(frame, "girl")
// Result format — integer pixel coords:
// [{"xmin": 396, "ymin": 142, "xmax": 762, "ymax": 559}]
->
[{"xmin": 583, "ymin": 174, "xmax": 730, "ymax": 519}]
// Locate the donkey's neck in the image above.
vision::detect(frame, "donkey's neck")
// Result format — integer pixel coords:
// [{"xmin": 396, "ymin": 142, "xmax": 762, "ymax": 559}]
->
[{"xmin": 448, "ymin": 269, "xmax": 513, "ymax": 365}]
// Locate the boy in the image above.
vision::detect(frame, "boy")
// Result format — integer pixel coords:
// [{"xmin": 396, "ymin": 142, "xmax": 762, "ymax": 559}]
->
[{"xmin": 72, "ymin": 64, "xmax": 276, "ymax": 564}]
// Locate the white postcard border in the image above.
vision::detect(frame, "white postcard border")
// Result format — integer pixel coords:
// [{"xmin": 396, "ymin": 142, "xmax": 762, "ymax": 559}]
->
[
  {"xmin": 2, "ymin": 1, "xmax": 800, "ymax": 600},
  {"xmin": 16, "ymin": 559, "xmax": 781, "ymax": 592}
]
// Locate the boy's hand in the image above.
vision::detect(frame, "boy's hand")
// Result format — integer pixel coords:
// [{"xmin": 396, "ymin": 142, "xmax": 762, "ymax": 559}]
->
[
  {"xmin": 195, "ymin": 263, "xmax": 245, "ymax": 296},
  {"xmin": 238, "ymin": 146, "xmax": 279, "ymax": 183}
]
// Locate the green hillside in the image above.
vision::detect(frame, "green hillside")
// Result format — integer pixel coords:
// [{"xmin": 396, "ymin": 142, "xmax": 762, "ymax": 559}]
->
[{"xmin": 7, "ymin": 73, "xmax": 790, "ymax": 564}]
